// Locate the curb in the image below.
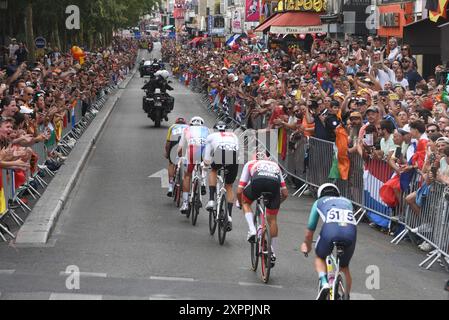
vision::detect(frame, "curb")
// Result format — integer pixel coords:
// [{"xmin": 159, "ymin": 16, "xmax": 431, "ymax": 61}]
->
[{"xmin": 15, "ymin": 60, "xmax": 139, "ymax": 245}]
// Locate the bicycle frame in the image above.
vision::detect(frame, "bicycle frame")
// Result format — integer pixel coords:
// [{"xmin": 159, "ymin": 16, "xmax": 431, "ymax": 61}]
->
[
  {"xmin": 326, "ymin": 243, "xmax": 345, "ymax": 300},
  {"xmin": 190, "ymin": 163, "xmax": 204, "ymax": 204},
  {"xmin": 215, "ymin": 169, "xmax": 226, "ymax": 217}
]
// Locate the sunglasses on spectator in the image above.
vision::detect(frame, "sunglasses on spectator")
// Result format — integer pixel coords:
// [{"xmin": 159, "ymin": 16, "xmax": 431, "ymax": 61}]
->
[{"xmin": 427, "ymin": 129, "xmax": 437, "ymax": 133}]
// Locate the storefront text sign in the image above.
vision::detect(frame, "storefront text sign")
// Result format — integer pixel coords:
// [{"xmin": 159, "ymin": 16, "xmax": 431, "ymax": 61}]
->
[{"xmin": 270, "ymin": 25, "xmax": 328, "ymax": 34}]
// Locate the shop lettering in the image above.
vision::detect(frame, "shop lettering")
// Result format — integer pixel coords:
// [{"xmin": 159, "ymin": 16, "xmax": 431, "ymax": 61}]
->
[{"xmin": 284, "ymin": 0, "xmax": 327, "ymax": 12}]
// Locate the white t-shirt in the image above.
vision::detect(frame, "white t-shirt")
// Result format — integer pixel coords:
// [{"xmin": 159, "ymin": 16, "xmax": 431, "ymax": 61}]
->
[
  {"xmin": 9, "ymin": 44, "xmax": 19, "ymax": 59},
  {"xmin": 394, "ymin": 78, "xmax": 409, "ymax": 89},
  {"xmin": 387, "ymin": 47, "xmax": 400, "ymax": 63}
]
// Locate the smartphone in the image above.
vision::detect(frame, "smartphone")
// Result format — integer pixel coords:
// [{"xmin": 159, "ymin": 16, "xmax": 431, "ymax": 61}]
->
[
  {"xmin": 364, "ymin": 134, "xmax": 374, "ymax": 147},
  {"xmin": 395, "ymin": 147, "xmax": 402, "ymax": 160},
  {"xmin": 379, "ymin": 90, "xmax": 389, "ymax": 97},
  {"xmin": 356, "ymin": 72, "xmax": 366, "ymax": 77}
]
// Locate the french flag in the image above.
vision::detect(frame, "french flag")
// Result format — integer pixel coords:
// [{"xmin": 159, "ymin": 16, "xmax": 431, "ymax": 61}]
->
[{"xmin": 363, "ymin": 158, "xmax": 394, "ymax": 228}]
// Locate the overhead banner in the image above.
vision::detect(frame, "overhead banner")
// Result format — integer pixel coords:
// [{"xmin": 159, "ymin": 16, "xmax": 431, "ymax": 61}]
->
[
  {"xmin": 270, "ymin": 25, "xmax": 328, "ymax": 34},
  {"xmin": 232, "ymin": 9, "xmax": 243, "ymax": 33},
  {"xmin": 245, "ymin": 0, "xmax": 260, "ymax": 22}
]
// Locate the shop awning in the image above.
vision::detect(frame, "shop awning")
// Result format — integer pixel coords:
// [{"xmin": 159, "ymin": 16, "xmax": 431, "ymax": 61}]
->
[
  {"xmin": 254, "ymin": 12, "xmax": 324, "ymax": 34},
  {"xmin": 403, "ymin": 17, "xmax": 446, "ymax": 55}
]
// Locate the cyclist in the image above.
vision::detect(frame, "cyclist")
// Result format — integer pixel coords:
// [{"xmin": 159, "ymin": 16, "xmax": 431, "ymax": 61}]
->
[
  {"xmin": 165, "ymin": 117, "xmax": 189, "ymax": 197},
  {"xmin": 203, "ymin": 121, "xmax": 239, "ymax": 231},
  {"xmin": 300, "ymin": 183, "xmax": 357, "ymax": 300},
  {"xmin": 237, "ymin": 150, "xmax": 289, "ymax": 267},
  {"xmin": 177, "ymin": 116, "xmax": 210, "ymax": 214}
]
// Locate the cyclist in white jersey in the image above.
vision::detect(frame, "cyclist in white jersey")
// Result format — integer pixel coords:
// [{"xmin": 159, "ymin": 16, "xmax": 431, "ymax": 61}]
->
[{"xmin": 203, "ymin": 121, "xmax": 240, "ymax": 231}]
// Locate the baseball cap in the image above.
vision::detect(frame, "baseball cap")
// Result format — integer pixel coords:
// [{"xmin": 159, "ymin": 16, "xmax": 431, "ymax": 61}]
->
[
  {"xmin": 366, "ymin": 106, "xmax": 380, "ymax": 114},
  {"xmin": 436, "ymin": 137, "xmax": 449, "ymax": 144},
  {"xmin": 349, "ymin": 112, "xmax": 362, "ymax": 119},
  {"xmin": 398, "ymin": 124, "xmax": 411, "ymax": 135}
]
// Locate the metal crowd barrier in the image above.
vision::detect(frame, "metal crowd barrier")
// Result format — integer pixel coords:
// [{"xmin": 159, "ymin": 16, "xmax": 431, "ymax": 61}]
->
[
  {"xmin": 0, "ymin": 72, "xmax": 126, "ymax": 242},
  {"xmin": 176, "ymin": 71, "xmax": 449, "ymax": 272}
]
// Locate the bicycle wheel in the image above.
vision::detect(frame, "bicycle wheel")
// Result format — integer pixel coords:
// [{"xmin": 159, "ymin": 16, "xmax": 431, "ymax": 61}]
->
[
  {"xmin": 260, "ymin": 221, "xmax": 272, "ymax": 284},
  {"xmin": 208, "ymin": 205, "xmax": 217, "ymax": 236},
  {"xmin": 217, "ymin": 193, "xmax": 228, "ymax": 246},
  {"xmin": 191, "ymin": 180, "xmax": 200, "ymax": 226},
  {"xmin": 250, "ymin": 210, "xmax": 260, "ymax": 271},
  {"xmin": 333, "ymin": 272, "xmax": 349, "ymax": 300}
]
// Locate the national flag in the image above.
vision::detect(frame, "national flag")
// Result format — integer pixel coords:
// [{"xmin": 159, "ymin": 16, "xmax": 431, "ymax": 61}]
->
[
  {"xmin": 277, "ymin": 127, "xmax": 287, "ymax": 161},
  {"xmin": 224, "ymin": 58, "xmax": 231, "ymax": 69},
  {"xmin": 363, "ymin": 158, "xmax": 394, "ymax": 228},
  {"xmin": 428, "ymin": 0, "xmax": 449, "ymax": 22},
  {"xmin": 0, "ymin": 171, "xmax": 6, "ymax": 216},
  {"xmin": 258, "ymin": 76, "xmax": 267, "ymax": 88}
]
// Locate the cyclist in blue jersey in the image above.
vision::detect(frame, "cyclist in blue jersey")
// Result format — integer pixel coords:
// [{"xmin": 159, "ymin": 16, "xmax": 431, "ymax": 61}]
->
[
  {"xmin": 165, "ymin": 118, "xmax": 188, "ymax": 197},
  {"xmin": 300, "ymin": 183, "xmax": 357, "ymax": 300}
]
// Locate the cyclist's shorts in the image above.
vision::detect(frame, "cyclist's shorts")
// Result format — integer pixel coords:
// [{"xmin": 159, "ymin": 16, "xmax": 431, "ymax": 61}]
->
[
  {"xmin": 186, "ymin": 145, "xmax": 205, "ymax": 173},
  {"xmin": 168, "ymin": 141, "xmax": 179, "ymax": 165},
  {"xmin": 315, "ymin": 223, "xmax": 357, "ymax": 268},
  {"xmin": 242, "ymin": 177, "xmax": 281, "ymax": 216},
  {"xmin": 211, "ymin": 163, "xmax": 239, "ymax": 185}
]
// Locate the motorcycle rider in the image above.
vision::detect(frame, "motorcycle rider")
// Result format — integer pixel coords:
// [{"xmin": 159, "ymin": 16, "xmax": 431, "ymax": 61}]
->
[{"xmin": 142, "ymin": 70, "xmax": 173, "ymax": 94}]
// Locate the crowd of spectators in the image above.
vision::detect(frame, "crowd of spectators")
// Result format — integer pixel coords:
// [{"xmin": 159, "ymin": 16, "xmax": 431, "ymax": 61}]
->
[
  {"xmin": 163, "ymin": 34, "xmax": 449, "ymax": 256},
  {"xmin": 0, "ymin": 37, "xmax": 138, "ymax": 205}
]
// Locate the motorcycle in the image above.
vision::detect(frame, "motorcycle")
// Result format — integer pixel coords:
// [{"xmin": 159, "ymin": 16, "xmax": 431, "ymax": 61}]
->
[{"xmin": 142, "ymin": 82, "xmax": 175, "ymax": 128}]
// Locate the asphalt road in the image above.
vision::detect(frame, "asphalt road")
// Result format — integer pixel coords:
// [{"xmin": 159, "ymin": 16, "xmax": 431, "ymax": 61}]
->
[{"xmin": 0, "ymin": 44, "xmax": 447, "ymax": 300}]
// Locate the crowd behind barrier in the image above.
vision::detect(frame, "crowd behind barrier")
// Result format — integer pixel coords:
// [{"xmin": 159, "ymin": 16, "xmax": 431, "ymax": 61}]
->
[
  {"xmin": 164, "ymin": 38, "xmax": 449, "ymax": 271},
  {"xmin": 0, "ymin": 37, "xmax": 140, "ymax": 241}
]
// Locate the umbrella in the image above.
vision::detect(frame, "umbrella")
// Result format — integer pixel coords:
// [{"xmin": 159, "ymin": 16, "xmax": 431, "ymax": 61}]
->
[{"xmin": 163, "ymin": 25, "xmax": 174, "ymax": 31}]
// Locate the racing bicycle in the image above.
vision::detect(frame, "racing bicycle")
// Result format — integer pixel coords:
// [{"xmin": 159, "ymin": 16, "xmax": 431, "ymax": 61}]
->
[
  {"xmin": 207, "ymin": 167, "xmax": 230, "ymax": 245},
  {"xmin": 188, "ymin": 163, "xmax": 205, "ymax": 226},
  {"xmin": 172, "ymin": 157, "xmax": 184, "ymax": 208},
  {"xmin": 305, "ymin": 241, "xmax": 350, "ymax": 300},
  {"xmin": 250, "ymin": 192, "xmax": 273, "ymax": 284}
]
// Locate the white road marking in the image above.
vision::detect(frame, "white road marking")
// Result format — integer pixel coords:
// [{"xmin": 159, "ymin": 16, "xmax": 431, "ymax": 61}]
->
[
  {"xmin": 150, "ymin": 276, "xmax": 195, "ymax": 282},
  {"xmin": 0, "ymin": 270, "xmax": 15, "ymax": 275},
  {"xmin": 149, "ymin": 169, "xmax": 169, "ymax": 188},
  {"xmin": 149, "ymin": 294, "xmax": 177, "ymax": 300},
  {"xmin": 59, "ymin": 271, "xmax": 107, "ymax": 278},
  {"xmin": 350, "ymin": 292, "xmax": 375, "ymax": 300},
  {"xmin": 49, "ymin": 293, "xmax": 103, "ymax": 300},
  {"xmin": 238, "ymin": 281, "xmax": 283, "ymax": 289}
]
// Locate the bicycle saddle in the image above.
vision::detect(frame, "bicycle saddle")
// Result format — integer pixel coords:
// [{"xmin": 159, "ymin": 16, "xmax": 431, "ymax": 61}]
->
[{"xmin": 333, "ymin": 242, "xmax": 346, "ymax": 255}]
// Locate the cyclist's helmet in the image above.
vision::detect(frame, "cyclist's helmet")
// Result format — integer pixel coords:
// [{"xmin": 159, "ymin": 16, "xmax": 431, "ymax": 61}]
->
[
  {"xmin": 190, "ymin": 116, "xmax": 205, "ymax": 126},
  {"xmin": 214, "ymin": 121, "xmax": 227, "ymax": 132},
  {"xmin": 317, "ymin": 183, "xmax": 340, "ymax": 199},
  {"xmin": 175, "ymin": 117, "xmax": 187, "ymax": 124}
]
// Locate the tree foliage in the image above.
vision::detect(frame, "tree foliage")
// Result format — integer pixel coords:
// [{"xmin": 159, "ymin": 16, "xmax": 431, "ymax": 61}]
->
[{"xmin": 3, "ymin": 0, "xmax": 159, "ymax": 51}]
